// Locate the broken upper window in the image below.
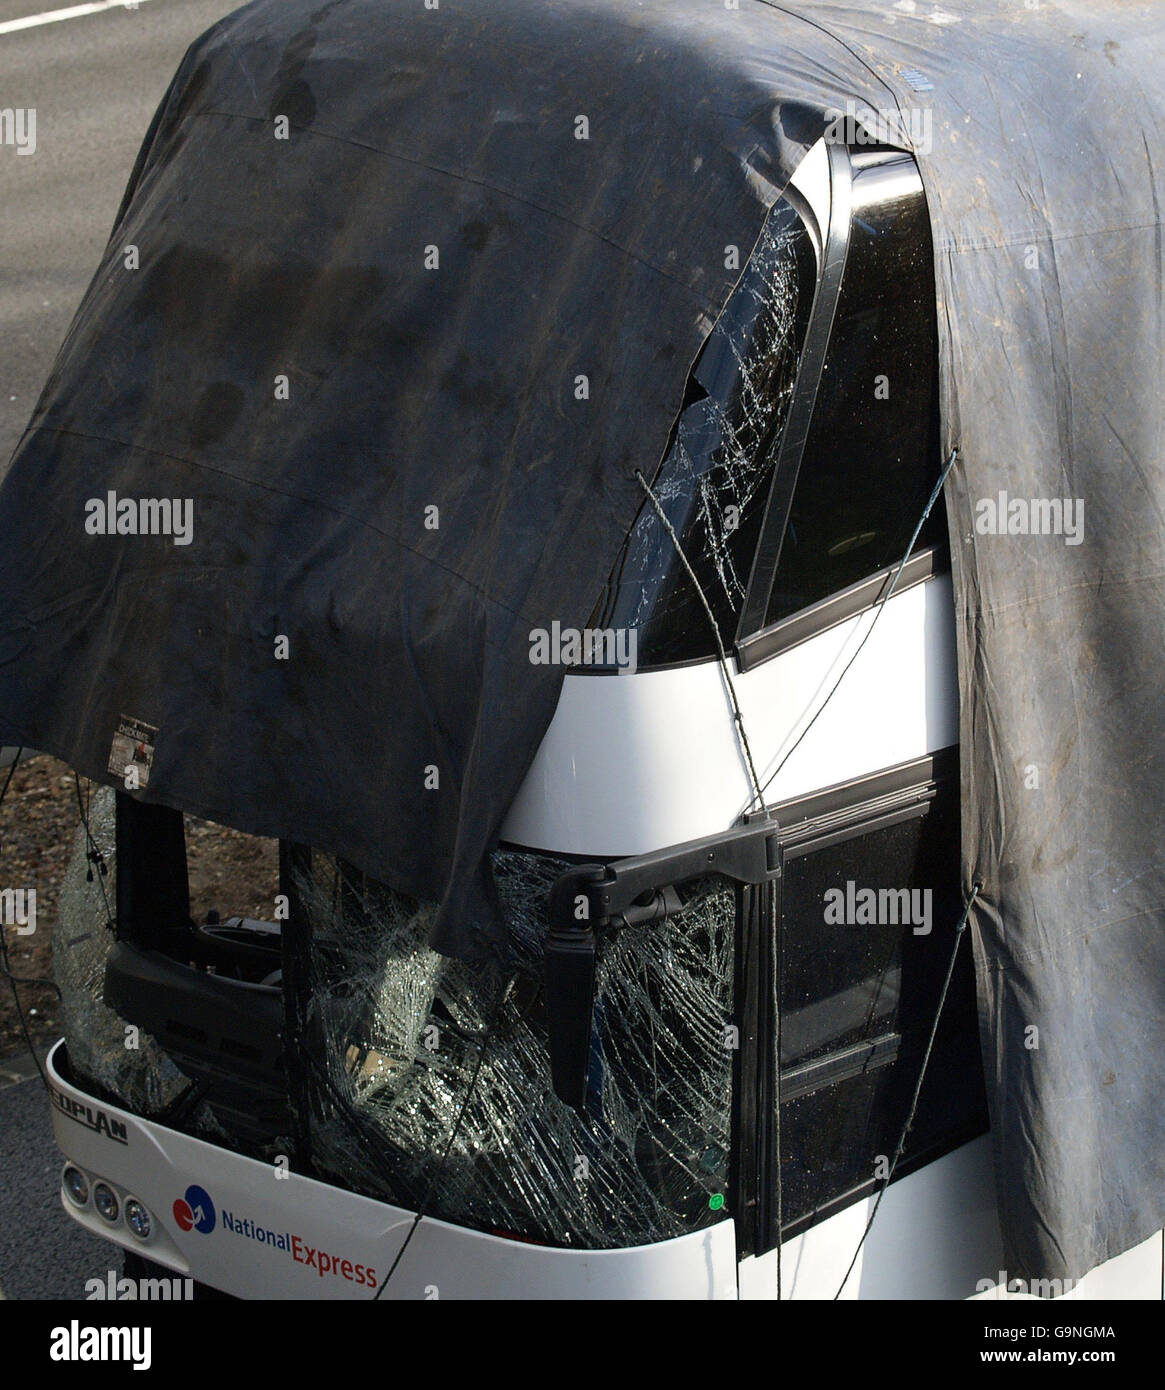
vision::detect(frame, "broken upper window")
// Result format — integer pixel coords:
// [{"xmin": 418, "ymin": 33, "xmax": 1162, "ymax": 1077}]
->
[
  {"xmin": 595, "ymin": 196, "xmax": 817, "ymax": 665},
  {"xmin": 597, "ymin": 155, "xmax": 947, "ymax": 668}
]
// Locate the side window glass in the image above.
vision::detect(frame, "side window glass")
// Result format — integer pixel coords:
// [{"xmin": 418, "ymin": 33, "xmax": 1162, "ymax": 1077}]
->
[
  {"xmin": 768, "ymin": 772, "xmax": 987, "ymax": 1240},
  {"xmin": 764, "ymin": 160, "xmax": 943, "ymax": 629}
]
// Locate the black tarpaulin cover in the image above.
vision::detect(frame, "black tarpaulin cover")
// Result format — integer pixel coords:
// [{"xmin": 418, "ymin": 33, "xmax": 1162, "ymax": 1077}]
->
[{"xmin": 0, "ymin": 0, "xmax": 1161, "ymax": 1284}]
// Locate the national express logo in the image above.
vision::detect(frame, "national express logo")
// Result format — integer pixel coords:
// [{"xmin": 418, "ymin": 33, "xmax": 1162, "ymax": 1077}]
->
[
  {"xmin": 170, "ymin": 1182, "xmax": 377, "ymax": 1287},
  {"xmin": 172, "ymin": 1185, "xmax": 216, "ymax": 1234}
]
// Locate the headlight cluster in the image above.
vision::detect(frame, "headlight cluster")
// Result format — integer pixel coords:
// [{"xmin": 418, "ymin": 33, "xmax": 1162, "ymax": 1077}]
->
[{"xmin": 61, "ymin": 1164, "xmax": 151, "ymax": 1240}]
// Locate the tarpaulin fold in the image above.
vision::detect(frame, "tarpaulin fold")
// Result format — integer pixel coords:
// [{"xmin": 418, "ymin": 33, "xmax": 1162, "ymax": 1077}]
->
[{"xmin": 0, "ymin": 0, "xmax": 1161, "ymax": 1284}]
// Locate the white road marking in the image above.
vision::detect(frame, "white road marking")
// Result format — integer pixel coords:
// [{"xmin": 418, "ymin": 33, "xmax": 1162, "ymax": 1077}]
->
[{"xmin": 0, "ymin": 0, "xmax": 157, "ymax": 38}]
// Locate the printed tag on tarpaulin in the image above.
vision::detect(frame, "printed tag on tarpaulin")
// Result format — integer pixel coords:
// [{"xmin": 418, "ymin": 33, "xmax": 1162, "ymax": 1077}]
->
[{"xmin": 108, "ymin": 716, "xmax": 158, "ymax": 789}]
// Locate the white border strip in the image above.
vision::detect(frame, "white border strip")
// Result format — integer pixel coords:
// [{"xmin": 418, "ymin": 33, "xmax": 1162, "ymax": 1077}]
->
[{"xmin": 0, "ymin": 0, "xmax": 155, "ymax": 38}]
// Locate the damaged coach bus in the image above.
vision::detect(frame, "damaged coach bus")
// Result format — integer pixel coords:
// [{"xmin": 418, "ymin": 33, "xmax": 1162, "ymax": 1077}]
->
[{"xmin": 3, "ymin": 0, "xmax": 1162, "ymax": 1300}]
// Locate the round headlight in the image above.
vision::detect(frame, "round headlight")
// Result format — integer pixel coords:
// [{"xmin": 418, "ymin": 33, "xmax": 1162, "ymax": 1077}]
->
[
  {"xmin": 124, "ymin": 1198, "xmax": 151, "ymax": 1240},
  {"xmin": 63, "ymin": 1165, "xmax": 89, "ymax": 1207},
  {"xmin": 93, "ymin": 1182, "xmax": 120, "ymax": 1223}
]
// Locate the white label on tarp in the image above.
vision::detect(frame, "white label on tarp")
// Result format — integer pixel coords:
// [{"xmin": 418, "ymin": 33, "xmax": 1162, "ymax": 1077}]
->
[{"xmin": 107, "ymin": 715, "xmax": 158, "ymax": 789}]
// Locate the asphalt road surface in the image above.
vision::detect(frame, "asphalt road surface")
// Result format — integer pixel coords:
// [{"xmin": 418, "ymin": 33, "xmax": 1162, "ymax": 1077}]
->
[
  {"xmin": 0, "ymin": 0, "xmax": 245, "ymax": 472},
  {"xmin": 0, "ymin": 1060, "xmax": 111, "ymax": 1299},
  {"xmin": 0, "ymin": 0, "xmax": 244, "ymax": 1299}
]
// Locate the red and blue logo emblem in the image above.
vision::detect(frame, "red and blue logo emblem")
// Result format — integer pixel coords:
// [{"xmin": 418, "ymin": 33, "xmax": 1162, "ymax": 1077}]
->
[{"xmin": 172, "ymin": 1184, "xmax": 216, "ymax": 1234}]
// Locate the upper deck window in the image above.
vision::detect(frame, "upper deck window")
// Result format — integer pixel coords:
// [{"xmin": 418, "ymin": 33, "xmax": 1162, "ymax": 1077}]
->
[
  {"xmin": 595, "ymin": 196, "xmax": 817, "ymax": 666},
  {"xmin": 598, "ymin": 152, "xmax": 945, "ymax": 670},
  {"xmin": 763, "ymin": 157, "xmax": 942, "ymax": 629}
]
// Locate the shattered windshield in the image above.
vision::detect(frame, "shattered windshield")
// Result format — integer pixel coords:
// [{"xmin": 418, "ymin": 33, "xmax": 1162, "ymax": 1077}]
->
[
  {"xmin": 298, "ymin": 852, "xmax": 737, "ymax": 1248},
  {"xmin": 56, "ymin": 795, "xmax": 739, "ymax": 1250}
]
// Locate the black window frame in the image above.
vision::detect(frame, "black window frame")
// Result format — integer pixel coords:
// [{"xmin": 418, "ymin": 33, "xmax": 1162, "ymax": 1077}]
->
[
  {"xmin": 730, "ymin": 749, "xmax": 989, "ymax": 1259},
  {"xmin": 734, "ymin": 143, "xmax": 949, "ymax": 671},
  {"xmin": 735, "ymin": 139, "xmax": 855, "ymax": 645}
]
